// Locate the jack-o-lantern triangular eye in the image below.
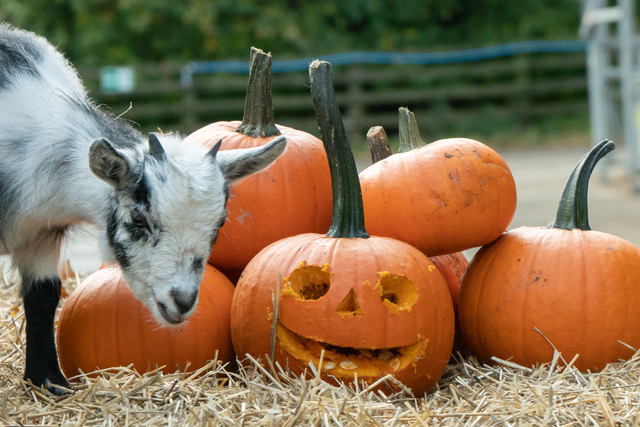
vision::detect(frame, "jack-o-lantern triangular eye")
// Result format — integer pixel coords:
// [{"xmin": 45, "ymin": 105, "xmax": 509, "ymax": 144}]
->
[{"xmin": 336, "ymin": 288, "xmax": 362, "ymax": 317}]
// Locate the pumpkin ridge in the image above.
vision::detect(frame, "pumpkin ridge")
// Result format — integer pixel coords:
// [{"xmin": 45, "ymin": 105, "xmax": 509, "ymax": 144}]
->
[
  {"xmin": 521, "ymin": 230, "xmax": 546, "ymax": 363},
  {"xmin": 469, "ymin": 235, "xmax": 509, "ymax": 360},
  {"xmin": 576, "ymin": 230, "xmax": 590, "ymax": 359}
]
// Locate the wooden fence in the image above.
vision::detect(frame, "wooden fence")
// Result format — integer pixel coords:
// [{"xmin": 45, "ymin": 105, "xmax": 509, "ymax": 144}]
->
[{"xmin": 78, "ymin": 51, "xmax": 588, "ymax": 148}]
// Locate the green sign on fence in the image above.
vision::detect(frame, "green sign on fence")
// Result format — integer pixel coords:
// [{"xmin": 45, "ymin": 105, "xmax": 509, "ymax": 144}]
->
[{"xmin": 100, "ymin": 66, "xmax": 136, "ymax": 94}]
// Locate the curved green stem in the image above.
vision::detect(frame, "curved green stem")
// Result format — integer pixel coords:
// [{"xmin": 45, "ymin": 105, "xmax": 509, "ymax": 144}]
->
[
  {"xmin": 236, "ymin": 47, "xmax": 281, "ymax": 138},
  {"xmin": 309, "ymin": 60, "xmax": 369, "ymax": 239},
  {"xmin": 551, "ymin": 140, "xmax": 615, "ymax": 230},
  {"xmin": 397, "ymin": 107, "xmax": 424, "ymax": 153}
]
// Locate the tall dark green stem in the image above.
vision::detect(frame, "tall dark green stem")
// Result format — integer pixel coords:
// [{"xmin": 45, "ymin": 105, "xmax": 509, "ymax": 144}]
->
[
  {"xmin": 309, "ymin": 60, "xmax": 369, "ymax": 239},
  {"xmin": 236, "ymin": 47, "xmax": 281, "ymax": 138},
  {"xmin": 551, "ymin": 140, "xmax": 615, "ymax": 230},
  {"xmin": 397, "ymin": 107, "xmax": 424, "ymax": 153}
]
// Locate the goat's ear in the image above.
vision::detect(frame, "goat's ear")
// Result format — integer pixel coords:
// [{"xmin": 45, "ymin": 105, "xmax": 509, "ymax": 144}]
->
[
  {"xmin": 213, "ymin": 135, "xmax": 287, "ymax": 183},
  {"xmin": 88, "ymin": 138, "xmax": 133, "ymax": 189},
  {"xmin": 148, "ymin": 133, "xmax": 166, "ymax": 161}
]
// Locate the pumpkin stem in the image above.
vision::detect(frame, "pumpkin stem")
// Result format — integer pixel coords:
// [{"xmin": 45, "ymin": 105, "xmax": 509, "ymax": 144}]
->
[
  {"xmin": 236, "ymin": 47, "xmax": 282, "ymax": 138},
  {"xmin": 551, "ymin": 140, "xmax": 615, "ymax": 231},
  {"xmin": 398, "ymin": 107, "xmax": 424, "ymax": 153},
  {"xmin": 366, "ymin": 126, "xmax": 392, "ymax": 164},
  {"xmin": 309, "ymin": 60, "xmax": 369, "ymax": 239}
]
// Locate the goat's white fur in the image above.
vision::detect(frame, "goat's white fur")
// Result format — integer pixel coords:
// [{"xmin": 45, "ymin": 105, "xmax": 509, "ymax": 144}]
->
[{"xmin": 0, "ymin": 23, "xmax": 286, "ymax": 325}]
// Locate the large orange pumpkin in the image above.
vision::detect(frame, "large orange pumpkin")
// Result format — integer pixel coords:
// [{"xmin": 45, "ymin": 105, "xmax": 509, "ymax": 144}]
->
[
  {"xmin": 459, "ymin": 140, "xmax": 640, "ymax": 371},
  {"xmin": 231, "ymin": 60, "xmax": 455, "ymax": 396},
  {"xmin": 56, "ymin": 264, "xmax": 235, "ymax": 378},
  {"xmin": 185, "ymin": 48, "xmax": 332, "ymax": 280},
  {"xmin": 359, "ymin": 109, "xmax": 517, "ymax": 256}
]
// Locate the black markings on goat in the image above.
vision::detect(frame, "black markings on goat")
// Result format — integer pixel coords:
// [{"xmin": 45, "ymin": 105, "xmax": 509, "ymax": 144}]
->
[{"xmin": 191, "ymin": 257, "xmax": 204, "ymax": 274}]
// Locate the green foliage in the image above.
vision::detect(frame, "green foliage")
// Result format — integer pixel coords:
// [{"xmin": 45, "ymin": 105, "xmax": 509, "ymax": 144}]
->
[{"xmin": 0, "ymin": 0, "xmax": 581, "ymax": 66}]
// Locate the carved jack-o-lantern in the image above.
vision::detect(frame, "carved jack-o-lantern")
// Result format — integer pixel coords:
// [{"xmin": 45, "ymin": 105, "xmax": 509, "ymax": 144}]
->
[
  {"xmin": 232, "ymin": 237, "xmax": 455, "ymax": 395},
  {"xmin": 230, "ymin": 61, "xmax": 455, "ymax": 395}
]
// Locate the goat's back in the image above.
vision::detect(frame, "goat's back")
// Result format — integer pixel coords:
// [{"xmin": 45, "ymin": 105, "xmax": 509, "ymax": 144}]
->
[{"xmin": 0, "ymin": 24, "xmax": 139, "ymax": 256}]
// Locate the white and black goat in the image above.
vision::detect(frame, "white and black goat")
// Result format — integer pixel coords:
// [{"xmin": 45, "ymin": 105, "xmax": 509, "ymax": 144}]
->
[{"xmin": 0, "ymin": 23, "xmax": 286, "ymax": 393}]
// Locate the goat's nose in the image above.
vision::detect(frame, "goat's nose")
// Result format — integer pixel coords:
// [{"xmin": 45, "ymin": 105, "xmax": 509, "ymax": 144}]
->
[{"xmin": 170, "ymin": 288, "xmax": 198, "ymax": 315}]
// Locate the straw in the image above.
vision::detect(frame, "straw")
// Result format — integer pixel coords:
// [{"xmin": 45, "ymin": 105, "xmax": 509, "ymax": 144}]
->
[{"xmin": 2, "ymin": 259, "xmax": 640, "ymax": 425}]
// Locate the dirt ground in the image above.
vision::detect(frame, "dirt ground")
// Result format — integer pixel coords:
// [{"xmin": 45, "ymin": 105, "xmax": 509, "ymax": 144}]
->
[{"xmin": 60, "ymin": 143, "xmax": 640, "ymax": 274}]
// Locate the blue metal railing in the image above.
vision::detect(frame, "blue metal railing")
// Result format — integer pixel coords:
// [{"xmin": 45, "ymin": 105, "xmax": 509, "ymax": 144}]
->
[{"xmin": 180, "ymin": 39, "xmax": 586, "ymax": 87}]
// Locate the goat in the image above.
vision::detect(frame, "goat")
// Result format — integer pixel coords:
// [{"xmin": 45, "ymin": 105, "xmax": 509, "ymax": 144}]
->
[{"xmin": 0, "ymin": 23, "xmax": 286, "ymax": 394}]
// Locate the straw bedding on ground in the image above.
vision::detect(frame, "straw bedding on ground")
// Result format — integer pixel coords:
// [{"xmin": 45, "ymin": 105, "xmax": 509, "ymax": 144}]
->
[{"xmin": 1, "ymin": 261, "xmax": 639, "ymax": 426}]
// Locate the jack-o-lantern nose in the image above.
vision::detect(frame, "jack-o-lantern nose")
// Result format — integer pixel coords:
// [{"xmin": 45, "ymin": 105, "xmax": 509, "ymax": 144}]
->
[{"xmin": 336, "ymin": 288, "xmax": 362, "ymax": 317}]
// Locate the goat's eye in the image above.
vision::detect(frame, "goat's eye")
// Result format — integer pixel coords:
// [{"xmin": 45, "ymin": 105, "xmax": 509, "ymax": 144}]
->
[{"xmin": 131, "ymin": 212, "xmax": 150, "ymax": 231}]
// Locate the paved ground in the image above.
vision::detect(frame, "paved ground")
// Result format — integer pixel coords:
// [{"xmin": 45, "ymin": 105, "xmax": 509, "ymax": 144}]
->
[
  {"xmin": 502, "ymin": 145, "xmax": 640, "ymax": 247},
  {"xmin": 61, "ymin": 143, "xmax": 640, "ymax": 274}
]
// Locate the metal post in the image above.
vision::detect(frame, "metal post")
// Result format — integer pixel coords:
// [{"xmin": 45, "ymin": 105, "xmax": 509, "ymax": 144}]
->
[
  {"xmin": 585, "ymin": 0, "xmax": 612, "ymax": 182},
  {"xmin": 620, "ymin": 0, "xmax": 639, "ymax": 191}
]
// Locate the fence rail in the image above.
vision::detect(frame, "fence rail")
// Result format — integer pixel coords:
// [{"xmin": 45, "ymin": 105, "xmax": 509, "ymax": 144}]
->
[{"xmin": 78, "ymin": 48, "xmax": 588, "ymax": 147}]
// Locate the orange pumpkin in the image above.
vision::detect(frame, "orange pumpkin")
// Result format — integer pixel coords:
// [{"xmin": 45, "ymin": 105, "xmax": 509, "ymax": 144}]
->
[
  {"xmin": 359, "ymin": 109, "xmax": 516, "ymax": 256},
  {"xmin": 185, "ymin": 48, "xmax": 332, "ymax": 280},
  {"xmin": 230, "ymin": 60, "xmax": 455, "ymax": 395},
  {"xmin": 459, "ymin": 140, "xmax": 640, "ymax": 371},
  {"xmin": 56, "ymin": 264, "xmax": 235, "ymax": 377}
]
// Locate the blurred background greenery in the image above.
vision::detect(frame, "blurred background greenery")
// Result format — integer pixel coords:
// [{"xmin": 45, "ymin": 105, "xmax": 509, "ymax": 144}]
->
[
  {"xmin": 0, "ymin": 1, "xmax": 591, "ymax": 150},
  {"xmin": 0, "ymin": 0, "xmax": 580, "ymax": 64}
]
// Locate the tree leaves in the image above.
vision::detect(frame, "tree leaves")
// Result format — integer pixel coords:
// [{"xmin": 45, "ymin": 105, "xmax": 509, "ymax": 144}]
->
[{"xmin": 0, "ymin": 0, "xmax": 581, "ymax": 66}]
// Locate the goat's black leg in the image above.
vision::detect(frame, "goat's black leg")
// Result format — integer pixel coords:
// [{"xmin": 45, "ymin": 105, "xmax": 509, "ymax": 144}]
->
[{"xmin": 22, "ymin": 275, "xmax": 69, "ymax": 395}]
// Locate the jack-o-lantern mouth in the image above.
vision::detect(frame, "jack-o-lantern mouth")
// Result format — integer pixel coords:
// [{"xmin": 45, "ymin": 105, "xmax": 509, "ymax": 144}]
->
[{"xmin": 275, "ymin": 322, "xmax": 429, "ymax": 379}]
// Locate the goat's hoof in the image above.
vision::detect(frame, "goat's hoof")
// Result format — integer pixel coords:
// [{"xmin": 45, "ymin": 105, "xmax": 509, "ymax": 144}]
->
[
  {"xmin": 44, "ymin": 378, "xmax": 72, "ymax": 396},
  {"xmin": 24, "ymin": 370, "xmax": 71, "ymax": 396}
]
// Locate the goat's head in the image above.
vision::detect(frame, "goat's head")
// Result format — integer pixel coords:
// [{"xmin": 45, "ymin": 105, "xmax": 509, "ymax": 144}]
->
[{"xmin": 88, "ymin": 133, "xmax": 287, "ymax": 326}]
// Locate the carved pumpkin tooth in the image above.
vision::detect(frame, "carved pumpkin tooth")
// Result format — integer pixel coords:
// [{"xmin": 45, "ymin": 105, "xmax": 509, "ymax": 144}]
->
[
  {"xmin": 322, "ymin": 361, "xmax": 336, "ymax": 370},
  {"xmin": 339, "ymin": 360, "xmax": 357, "ymax": 370},
  {"xmin": 389, "ymin": 358, "xmax": 401, "ymax": 372},
  {"xmin": 378, "ymin": 351, "xmax": 394, "ymax": 361}
]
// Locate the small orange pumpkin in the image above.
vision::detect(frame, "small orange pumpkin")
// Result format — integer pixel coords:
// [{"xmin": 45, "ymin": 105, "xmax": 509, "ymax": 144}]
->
[
  {"xmin": 230, "ymin": 61, "xmax": 454, "ymax": 396},
  {"xmin": 459, "ymin": 140, "xmax": 640, "ymax": 371},
  {"xmin": 56, "ymin": 264, "xmax": 235, "ymax": 378},
  {"xmin": 185, "ymin": 48, "xmax": 332, "ymax": 280},
  {"xmin": 359, "ymin": 108, "xmax": 516, "ymax": 256}
]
